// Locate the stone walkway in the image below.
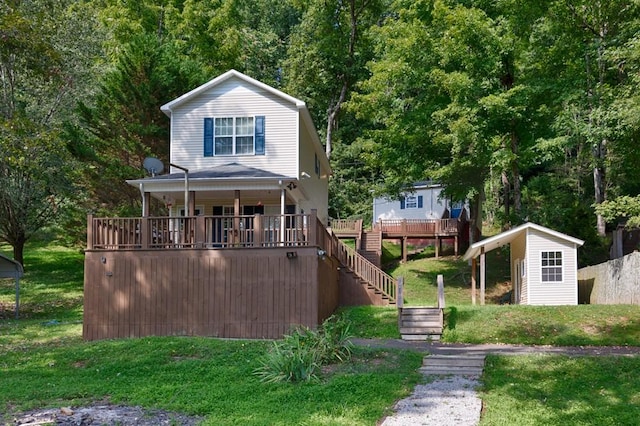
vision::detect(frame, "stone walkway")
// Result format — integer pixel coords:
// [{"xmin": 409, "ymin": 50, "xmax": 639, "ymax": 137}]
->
[{"xmin": 355, "ymin": 339, "xmax": 640, "ymax": 426}]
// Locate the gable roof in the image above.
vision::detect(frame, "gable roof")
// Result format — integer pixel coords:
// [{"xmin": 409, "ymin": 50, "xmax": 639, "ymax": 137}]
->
[
  {"xmin": 462, "ymin": 222, "xmax": 585, "ymax": 260},
  {"xmin": 160, "ymin": 69, "xmax": 305, "ymax": 116},
  {"xmin": 159, "ymin": 69, "xmax": 331, "ymax": 176}
]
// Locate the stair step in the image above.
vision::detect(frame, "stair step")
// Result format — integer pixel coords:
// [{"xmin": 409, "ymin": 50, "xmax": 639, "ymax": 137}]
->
[
  {"xmin": 419, "ymin": 367, "xmax": 484, "ymax": 376},
  {"xmin": 401, "ymin": 334, "xmax": 441, "ymax": 341},
  {"xmin": 400, "ymin": 307, "xmax": 441, "ymax": 314},
  {"xmin": 423, "ymin": 355, "xmax": 485, "ymax": 368},
  {"xmin": 400, "ymin": 327, "xmax": 443, "ymax": 334},
  {"xmin": 400, "ymin": 321, "xmax": 443, "ymax": 328}
]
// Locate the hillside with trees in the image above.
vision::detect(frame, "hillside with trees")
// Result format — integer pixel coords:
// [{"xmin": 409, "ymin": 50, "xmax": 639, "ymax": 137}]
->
[{"xmin": 2, "ymin": 0, "xmax": 639, "ymax": 265}]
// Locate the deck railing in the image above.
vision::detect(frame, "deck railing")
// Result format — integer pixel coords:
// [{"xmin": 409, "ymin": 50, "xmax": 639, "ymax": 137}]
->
[
  {"xmin": 333, "ymin": 235, "xmax": 397, "ymax": 303},
  {"xmin": 87, "ymin": 213, "xmax": 316, "ymax": 250},
  {"xmin": 329, "ymin": 219, "xmax": 363, "ymax": 236},
  {"xmin": 376, "ymin": 218, "xmax": 461, "ymax": 236}
]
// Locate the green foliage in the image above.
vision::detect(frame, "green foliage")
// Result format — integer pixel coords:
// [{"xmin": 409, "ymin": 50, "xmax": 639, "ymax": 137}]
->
[
  {"xmin": 482, "ymin": 355, "xmax": 640, "ymax": 425},
  {"xmin": 254, "ymin": 315, "xmax": 354, "ymax": 383},
  {"xmin": 595, "ymin": 195, "xmax": 640, "ymax": 228}
]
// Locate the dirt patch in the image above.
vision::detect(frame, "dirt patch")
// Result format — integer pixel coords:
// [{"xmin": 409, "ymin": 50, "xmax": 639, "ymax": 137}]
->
[{"xmin": 10, "ymin": 404, "xmax": 202, "ymax": 425}]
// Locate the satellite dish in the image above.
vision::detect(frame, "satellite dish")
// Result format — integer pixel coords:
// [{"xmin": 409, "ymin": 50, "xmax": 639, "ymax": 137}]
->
[{"xmin": 143, "ymin": 157, "xmax": 164, "ymax": 177}]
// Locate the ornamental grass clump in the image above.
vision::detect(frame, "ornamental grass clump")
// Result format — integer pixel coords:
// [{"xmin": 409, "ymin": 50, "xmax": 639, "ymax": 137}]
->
[{"xmin": 254, "ymin": 315, "xmax": 354, "ymax": 383}]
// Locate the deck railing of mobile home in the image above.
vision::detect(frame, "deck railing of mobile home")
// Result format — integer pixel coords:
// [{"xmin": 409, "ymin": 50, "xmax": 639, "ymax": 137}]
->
[{"xmin": 376, "ymin": 218, "xmax": 461, "ymax": 236}]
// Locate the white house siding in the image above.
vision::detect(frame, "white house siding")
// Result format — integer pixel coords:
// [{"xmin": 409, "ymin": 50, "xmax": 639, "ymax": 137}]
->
[
  {"xmin": 168, "ymin": 77, "xmax": 298, "ymax": 178},
  {"xmin": 526, "ymin": 229, "xmax": 578, "ymax": 305},
  {"xmin": 373, "ymin": 186, "xmax": 448, "ymax": 223},
  {"xmin": 297, "ymin": 120, "xmax": 329, "ymax": 223},
  {"xmin": 510, "ymin": 235, "xmax": 528, "ymax": 304}
]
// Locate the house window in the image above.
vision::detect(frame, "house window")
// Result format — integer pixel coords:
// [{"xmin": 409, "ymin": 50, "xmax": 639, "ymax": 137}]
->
[
  {"xmin": 400, "ymin": 195, "xmax": 423, "ymax": 209},
  {"xmin": 204, "ymin": 116, "xmax": 265, "ymax": 157},
  {"xmin": 541, "ymin": 251, "xmax": 562, "ymax": 282},
  {"xmin": 215, "ymin": 117, "xmax": 254, "ymax": 155}
]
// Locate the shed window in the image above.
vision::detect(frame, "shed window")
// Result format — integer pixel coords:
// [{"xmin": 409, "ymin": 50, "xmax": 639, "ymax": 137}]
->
[
  {"xmin": 541, "ymin": 251, "xmax": 562, "ymax": 282},
  {"xmin": 400, "ymin": 195, "xmax": 423, "ymax": 209}
]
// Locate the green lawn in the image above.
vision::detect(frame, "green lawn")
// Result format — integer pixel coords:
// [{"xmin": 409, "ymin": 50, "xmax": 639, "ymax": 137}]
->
[{"xmin": 2, "ymin": 240, "xmax": 640, "ymax": 425}]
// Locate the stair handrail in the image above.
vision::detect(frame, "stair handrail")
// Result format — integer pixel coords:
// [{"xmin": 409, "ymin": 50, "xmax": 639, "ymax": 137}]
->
[{"xmin": 333, "ymin": 235, "xmax": 397, "ymax": 303}]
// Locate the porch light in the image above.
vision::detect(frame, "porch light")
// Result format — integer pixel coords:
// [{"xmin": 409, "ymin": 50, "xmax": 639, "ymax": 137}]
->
[{"xmin": 286, "ymin": 251, "xmax": 298, "ymax": 259}]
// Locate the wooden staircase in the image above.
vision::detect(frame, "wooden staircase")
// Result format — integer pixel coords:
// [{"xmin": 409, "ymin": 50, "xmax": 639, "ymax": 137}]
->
[
  {"xmin": 397, "ymin": 275, "xmax": 445, "ymax": 340},
  {"xmin": 398, "ymin": 307, "xmax": 443, "ymax": 340},
  {"xmin": 358, "ymin": 230, "xmax": 382, "ymax": 267}
]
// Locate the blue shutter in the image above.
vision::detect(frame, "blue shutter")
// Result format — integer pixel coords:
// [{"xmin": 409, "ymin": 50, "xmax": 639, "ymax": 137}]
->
[
  {"xmin": 204, "ymin": 118, "xmax": 214, "ymax": 157},
  {"xmin": 400, "ymin": 198, "xmax": 405, "ymax": 209},
  {"xmin": 418, "ymin": 195, "xmax": 423, "ymax": 208},
  {"xmin": 255, "ymin": 115, "xmax": 265, "ymax": 155}
]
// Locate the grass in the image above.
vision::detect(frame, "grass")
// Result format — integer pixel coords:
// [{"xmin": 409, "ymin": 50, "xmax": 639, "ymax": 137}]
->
[
  {"xmin": 480, "ymin": 355, "xmax": 640, "ymax": 425},
  {"xmin": 3, "ymin": 239, "xmax": 640, "ymax": 425},
  {"xmin": 0, "ymin": 241, "xmax": 424, "ymax": 424}
]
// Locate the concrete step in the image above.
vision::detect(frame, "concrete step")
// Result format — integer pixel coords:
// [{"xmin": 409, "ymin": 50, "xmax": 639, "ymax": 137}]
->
[
  {"xmin": 420, "ymin": 355, "xmax": 486, "ymax": 376},
  {"xmin": 401, "ymin": 333, "xmax": 441, "ymax": 341}
]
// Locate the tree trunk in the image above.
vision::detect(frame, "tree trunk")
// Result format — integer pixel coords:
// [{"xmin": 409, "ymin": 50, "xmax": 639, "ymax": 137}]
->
[
  {"xmin": 13, "ymin": 237, "xmax": 25, "ymax": 267},
  {"xmin": 511, "ymin": 130, "xmax": 521, "ymax": 216},
  {"xmin": 501, "ymin": 171, "xmax": 510, "ymax": 229},
  {"xmin": 469, "ymin": 187, "xmax": 484, "ymax": 244}
]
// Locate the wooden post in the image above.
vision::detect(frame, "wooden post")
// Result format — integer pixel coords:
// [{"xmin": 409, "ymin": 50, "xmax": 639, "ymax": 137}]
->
[
  {"xmin": 188, "ymin": 190, "xmax": 196, "ymax": 217},
  {"xmin": 87, "ymin": 214, "xmax": 94, "ymax": 250},
  {"xmin": 435, "ymin": 237, "xmax": 440, "ymax": 258},
  {"xmin": 397, "ymin": 276, "xmax": 404, "ymax": 331},
  {"xmin": 471, "ymin": 257, "xmax": 477, "ymax": 305},
  {"xmin": 195, "ymin": 215, "xmax": 206, "ymax": 248},
  {"xmin": 141, "ymin": 217, "xmax": 149, "ymax": 249},
  {"xmin": 437, "ymin": 274, "xmax": 445, "ymax": 309},
  {"xmin": 480, "ymin": 247, "xmax": 486, "ymax": 305},
  {"xmin": 402, "ymin": 237, "xmax": 407, "ymax": 263},
  {"xmin": 142, "ymin": 192, "xmax": 151, "ymax": 217},
  {"xmin": 454, "ymin": 235, "xmax": 459, "ymax": 256},
  {"xmin": 254, "ymin": 214, "xmax": 263, "ymax": 247},
  {"xmin": 309, "ymin": 209, "xmax": 318, "ymax": 248},
  {"xmin": 234, "ymin": 190, "xmax": 241, "ymax": 245}
]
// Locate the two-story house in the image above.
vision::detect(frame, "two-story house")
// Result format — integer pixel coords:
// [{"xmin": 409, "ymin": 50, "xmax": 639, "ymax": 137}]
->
[{"xmin": 83, "ymin": 70, "xmax": 397, "ymax": 342}]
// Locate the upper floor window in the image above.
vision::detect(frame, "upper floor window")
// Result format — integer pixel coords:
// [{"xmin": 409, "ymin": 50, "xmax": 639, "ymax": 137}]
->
[
  {"xmin": 541, "ymin": 251, "xmax": 563, "ymax": 282},
  {"xmin": 204, "ymin": 116, "xmax": 265, "ymax": 157}
]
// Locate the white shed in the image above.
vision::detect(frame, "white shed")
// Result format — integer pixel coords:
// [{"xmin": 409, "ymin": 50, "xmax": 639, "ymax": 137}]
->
[{"xmin": 463, "ymin": 223, "xmax": 584, "ymax": 305}]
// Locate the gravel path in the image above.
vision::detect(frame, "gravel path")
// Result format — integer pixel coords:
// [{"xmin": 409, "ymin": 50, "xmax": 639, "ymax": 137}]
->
[{"xmin": 381, "ymin": 375, "xmax": 482, "ymax": 426}]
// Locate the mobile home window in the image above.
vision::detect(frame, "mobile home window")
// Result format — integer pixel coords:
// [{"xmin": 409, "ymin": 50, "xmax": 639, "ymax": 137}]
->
[
  {"xmin": 541, "ymin": 251, "xmax": 562, "ymax": 282},
  {"xmin": 405, "ymin": 196, "xmax": 418, "ymax": 209}
]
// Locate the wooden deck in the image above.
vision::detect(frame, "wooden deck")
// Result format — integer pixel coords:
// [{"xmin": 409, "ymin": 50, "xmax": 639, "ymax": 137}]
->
[
  {"xmin": 84, "ymin": 212, "xmax": 398, "ymax": 341},
  {"xmin": 331, "ymin": 218, "xmax": 468, "ymax": 261}
]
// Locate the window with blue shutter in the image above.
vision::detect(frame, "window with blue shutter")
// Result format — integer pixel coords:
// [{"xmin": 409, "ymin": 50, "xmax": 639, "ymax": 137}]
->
[
  {"xmin": 418, "ymin": 195, "xmax": 423, "ymax": 208},
  {"xmin": 204, "ymin": 118, "xmax": 214, "ymax": 157},
  {"xmin": 255, "ymin": 115, "xmax": 265, "ymax": 155},
  {"xmin": 400, "ymin": 198, "xmax": 405, "ymax": 209}
]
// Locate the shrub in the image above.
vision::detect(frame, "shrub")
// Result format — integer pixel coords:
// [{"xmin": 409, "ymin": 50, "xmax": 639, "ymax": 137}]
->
[{"xmin": 254, "ymin": 315, "xmax": 354, "ymax": 383}]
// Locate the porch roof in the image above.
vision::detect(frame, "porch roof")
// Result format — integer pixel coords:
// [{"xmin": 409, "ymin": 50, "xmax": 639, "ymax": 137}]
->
[
  {"xmin": 127, "ymin": 163, "xmax": 288, "ymax": 183},
  {"xmin": 462, "ymin": 222, "xmax": 584, "ymax": 261}
]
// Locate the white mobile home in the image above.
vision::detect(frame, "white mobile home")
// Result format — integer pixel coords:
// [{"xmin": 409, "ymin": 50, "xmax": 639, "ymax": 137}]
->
[{"xmin": 372, "ymin": 181, "xmax": 467, "ymax": 224}]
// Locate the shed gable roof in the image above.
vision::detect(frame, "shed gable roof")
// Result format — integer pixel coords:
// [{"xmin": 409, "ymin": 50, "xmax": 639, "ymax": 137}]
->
[{"xmin": 463, "ymin": 222, "xmax": 584, "ymax": 260}]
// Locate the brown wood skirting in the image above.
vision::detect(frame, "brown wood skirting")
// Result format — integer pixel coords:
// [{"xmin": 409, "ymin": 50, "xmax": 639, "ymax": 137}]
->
[{"xmin": 83, "ymin": 247, "xmax": 339, "ymax": 341}]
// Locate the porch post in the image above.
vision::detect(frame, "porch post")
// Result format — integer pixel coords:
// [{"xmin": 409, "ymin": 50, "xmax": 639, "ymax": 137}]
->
[
  {"xmin": 402, "ymin": 237, "xmax": 407, "ymax": 263},
  {"xmin": 471, "ymin": 257, "xmax": 477, "ymax": 305},
  {"xmin": 234, "ymin": 190, "xmax": 241, "ymax": 245},
  {"xmin": 435, "ymin": 237, "xmax": 440, "ymax": 258},
  {"xmin": 480, "ymin": 247, "xmax": 486, "ymax": 305},
  {"xmin": 280, "ymin": 188, "xmax": 286, "ymax": 245},
  {"xmin": 309, "ymin": 209, "xmax": 318, "ymax": 247},
  {"xmin": 254, "ymin": 214, "xmax": 263, "ymax": 247},
  {"xmin": 87, "ymin": 214, "xmax": 94, "ymax": 250},
  {"xmin": 142, "ymin": 192, "xmax": 150, "ymax": 217},
  {"xmin": 189, "ymin": 191, "xmax": 196, "ymax": 217}
]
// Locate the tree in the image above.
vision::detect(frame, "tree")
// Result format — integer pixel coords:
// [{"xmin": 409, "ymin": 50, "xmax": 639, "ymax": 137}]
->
[
  {"xmin": 0, "ymin": 1, "xmax": 81, "ymax": 264},
  {"xmin": 0, "ymin": 119, "xmax": 75, "ymax": 265},
  {"xmin": 285, "ymin": 0, "xmax": 384, "ymax": 158}
]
